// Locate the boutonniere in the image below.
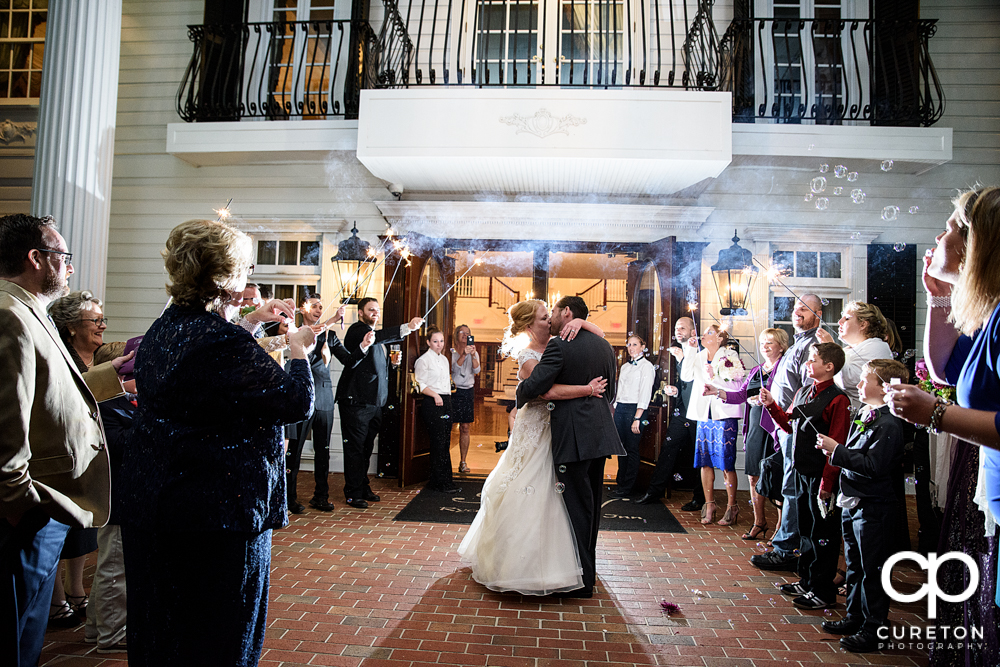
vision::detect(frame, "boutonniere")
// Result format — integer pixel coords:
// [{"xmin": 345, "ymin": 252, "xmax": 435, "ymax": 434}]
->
[{"xmin": 853, "ymin": 407, "xmax": 878, "ymax": 433}]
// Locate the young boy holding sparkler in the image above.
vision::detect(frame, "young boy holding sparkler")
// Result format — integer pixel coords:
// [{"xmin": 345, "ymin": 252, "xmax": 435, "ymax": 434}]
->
[
  {"xmin": 759, "ymin": 342, "xmax": 850, "ymax": 610},
  {"xmin": 814, "ymin": 358, "xmax": 908, "ymax": 653}
]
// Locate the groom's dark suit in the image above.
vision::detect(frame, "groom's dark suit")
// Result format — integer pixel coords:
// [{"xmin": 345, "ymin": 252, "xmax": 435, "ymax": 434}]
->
[{"xmin": 516, "ymin": 329, "xmax": 625, "ymax": 595}]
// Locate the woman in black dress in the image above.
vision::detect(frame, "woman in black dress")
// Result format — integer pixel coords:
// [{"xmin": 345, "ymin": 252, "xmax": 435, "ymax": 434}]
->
[{"xmin": 118, "ymin": 219, "xmax": 316, "ymax": 666}]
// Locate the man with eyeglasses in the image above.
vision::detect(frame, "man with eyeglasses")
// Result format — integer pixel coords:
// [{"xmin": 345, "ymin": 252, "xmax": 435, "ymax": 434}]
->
[{"xmin": 0, "ymin": 214, "xmax": 122, "ymax": 666}]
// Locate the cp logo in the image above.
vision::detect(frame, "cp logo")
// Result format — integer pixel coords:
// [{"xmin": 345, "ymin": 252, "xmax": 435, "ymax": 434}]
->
[{"xmin": 881, "ymin": 551, "xmax": 980, "ymax": 619}]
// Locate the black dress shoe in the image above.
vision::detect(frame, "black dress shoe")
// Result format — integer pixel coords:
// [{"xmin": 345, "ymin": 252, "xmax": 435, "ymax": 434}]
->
[
  {"xmin": 822, "ymin": 617, "xmax": 863, "ymax": 635},
  {"xmin": 363, "ymin": 491, "xmax": 381, "ymax": 502},
  {"xmin": 840, "ymin": 630, "xmax": 882, "ymax": 653},
  {"xmin": 635, "ymin": 493, "xmax": 662, "ymax": 505},
  {"xmin": 288, "ymin": 501, "xmax": 306, "ymax": 514},
  {"xmin": 609, "ymin": 489, "xmax": 632, "ymax": 499},
  {"xmin": 680, "ymin": 500, "xmax": 703, "ymax": 512},
  {"xmin": 435, "ymin": 485, "xmax": 461, "ymax": 494},
  {"xmin": 551, "ymin": 588, "xmax": 594, "ymax": 598},
  {"xmin": 345, "ymin": 498, "xmax": 368, "ymax": 509},
  {"xmin": 309, "ymin": 498, "xmax": 335, "ymax": 511}
]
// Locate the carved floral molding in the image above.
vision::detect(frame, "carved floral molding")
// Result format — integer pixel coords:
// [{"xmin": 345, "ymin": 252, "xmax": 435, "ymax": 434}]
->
[
  {"xmin": 0, "ymin": 119, "xmax": 37, "ymax": 145},
  {"xmin": 499, "ymin": 108, "xmax": 587, "ymax": 138}
]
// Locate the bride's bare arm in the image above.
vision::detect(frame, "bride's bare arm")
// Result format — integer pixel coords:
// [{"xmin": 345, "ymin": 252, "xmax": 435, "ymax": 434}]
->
[
  {"xmin": 559, "ymin": 318, "xmax": 605, "ymax": 341},
  {"xmin": 541, "ymin": 376, "xmax": 608, "ymax": 400},
  {"xmin": 518, "ymin": 358, "xmax": 538, "ymax": 380}
]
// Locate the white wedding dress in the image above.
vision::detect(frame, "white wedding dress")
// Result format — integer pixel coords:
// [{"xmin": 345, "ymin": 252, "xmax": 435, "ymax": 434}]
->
[{"xmin": 457, "ymin": 348, "xmax": 584, "ymax": 595}]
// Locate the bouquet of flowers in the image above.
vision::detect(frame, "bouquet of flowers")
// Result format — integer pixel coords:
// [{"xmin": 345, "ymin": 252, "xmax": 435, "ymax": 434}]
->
[
  {"xmin": 712, "ymin": 347, "xmax": 746, "ymax": 383},
  {"xmin": 914, "ymin": 358, "xmax": 956, "ymax": 402}
]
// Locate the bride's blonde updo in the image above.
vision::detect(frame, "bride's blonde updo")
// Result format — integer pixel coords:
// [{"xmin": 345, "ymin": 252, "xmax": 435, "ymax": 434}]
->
[{"xmin": 500, "ymin": 299, "xmax": 547, "ymax": 357}]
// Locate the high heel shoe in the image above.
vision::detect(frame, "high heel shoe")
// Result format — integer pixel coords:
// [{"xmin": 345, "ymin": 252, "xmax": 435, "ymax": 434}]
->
[
  {"xmin": 718, "ymin": 505, "xmax": 740, "ymax": 526},
  {"xmin": 741, "ymin": 523, "xmax": 767, "ymax": 540},
  {"xmin": 700, "ymin": 501, "xmax": 717, "ymax": 525}
]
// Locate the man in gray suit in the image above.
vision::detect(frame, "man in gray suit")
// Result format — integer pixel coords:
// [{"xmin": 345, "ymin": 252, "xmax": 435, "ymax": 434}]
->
[{"xmin": 516, "ymin": 296, "xmax": 625, "ymax": 597}]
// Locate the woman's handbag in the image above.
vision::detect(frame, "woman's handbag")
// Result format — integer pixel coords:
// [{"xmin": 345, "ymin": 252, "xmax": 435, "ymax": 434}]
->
[{"xmin": 756, "ymin": 446, "xmax": 785, "ymax": 502}]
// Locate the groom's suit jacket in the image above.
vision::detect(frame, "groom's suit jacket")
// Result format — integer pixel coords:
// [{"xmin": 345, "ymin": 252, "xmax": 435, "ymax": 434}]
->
[{"xmin": 516, "ymin": 329, "xmax": 625, "ymax": 464}]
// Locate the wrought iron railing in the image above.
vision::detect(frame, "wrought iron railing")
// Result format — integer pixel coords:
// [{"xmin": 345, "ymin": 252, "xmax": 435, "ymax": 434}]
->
[
  {"xmin": 177, "ymin": 2, "xmax": 411, "ymax": 121},
  {"xmin": 717, "ymin": 18, "xmax": 944, "ymax": 126}
]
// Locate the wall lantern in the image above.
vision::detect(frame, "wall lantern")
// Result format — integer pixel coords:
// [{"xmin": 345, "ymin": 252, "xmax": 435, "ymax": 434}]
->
[
  {"xmin": 329, "ymin": 223, "xmax": 376, "ymax": 304},
  {"xmin": 711, "ymin": 230, "xmax": 758, "ymax": 316}
]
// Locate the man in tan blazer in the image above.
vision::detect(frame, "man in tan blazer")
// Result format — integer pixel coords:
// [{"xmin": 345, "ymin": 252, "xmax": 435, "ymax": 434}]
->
[{"xmin": 0, "ymin": 214, "xmax": 120, "ymax": 667}]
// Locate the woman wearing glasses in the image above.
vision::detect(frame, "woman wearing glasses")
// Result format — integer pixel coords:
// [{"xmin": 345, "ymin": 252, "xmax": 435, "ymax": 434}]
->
[{"xmin": 45, "ymin": 290, "xmax": 113, "ymax": 629}]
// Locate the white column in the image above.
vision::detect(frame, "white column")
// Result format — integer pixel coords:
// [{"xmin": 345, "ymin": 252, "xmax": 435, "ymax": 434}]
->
[{"xmin": 31, "ymin": 0, "xmax": 122, "ymax": 299}]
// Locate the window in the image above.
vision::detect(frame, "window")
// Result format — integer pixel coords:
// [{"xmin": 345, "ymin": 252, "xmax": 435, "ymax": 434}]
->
[
  {"xmin": 257, "ymin": 239, "xmax": 320, "ymax": 267},
  {"xmin": 0, "ymin": 0, "xmax": 46, "ymax": 101},
  {"xmin": 773, "ymin": 250, "xmax": 842, "ymax": 279},
  {"xmin": 773, "ymin": 295, "xmax": 842, "ymax": 341}
]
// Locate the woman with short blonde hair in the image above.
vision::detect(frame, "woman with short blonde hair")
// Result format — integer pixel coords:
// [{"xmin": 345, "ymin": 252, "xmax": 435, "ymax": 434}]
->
[{"xmin": 816, "ymin": 300, "xmax": 896, "ymax": 407}]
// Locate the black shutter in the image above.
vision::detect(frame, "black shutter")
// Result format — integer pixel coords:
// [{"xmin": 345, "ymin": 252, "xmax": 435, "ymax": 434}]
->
[{"xmin": 867, "ymin": 243, "xmax": 917, "ymax": 354}]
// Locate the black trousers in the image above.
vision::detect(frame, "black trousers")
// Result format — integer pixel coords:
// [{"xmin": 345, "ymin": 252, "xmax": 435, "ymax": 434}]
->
[
  {"xmin": 794, "ymin": 470, "xmax": 842, "ymax": 602},
  {"xmin": 419, "ymin": 395, "xmax": 455, "ymax": 490},
  {"xmin": 339, "ymin": 403, "xmax": 382, "ymax": 501},
  {"xmin": 285, "ymin": 405, "xmax": 334, "ymax": 503},
  {"xmin": 554, "ymin": 457, "xmax": 607, "ymax": 595},
  {"xmin": 613, "ymin": 403, "xmax": 644, "ymax": 494},
  {"xmin": 843, "ymin": 500, "xmax": 895, "ymax": 633},
  {"xmin": 645, "ymin": 409, "xmax": 704, "ymax": 503}
]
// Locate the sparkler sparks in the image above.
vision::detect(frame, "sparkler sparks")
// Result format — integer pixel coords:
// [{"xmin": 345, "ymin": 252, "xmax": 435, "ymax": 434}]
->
[{"xmin": 214, "ymin": 198, "xmax": 233, "ymax": 221}]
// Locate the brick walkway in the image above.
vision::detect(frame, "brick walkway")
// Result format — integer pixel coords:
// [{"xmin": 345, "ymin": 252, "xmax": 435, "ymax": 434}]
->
[{"xmin": 41, "ymin": 476, "xmax": 931, "ymax": 666}]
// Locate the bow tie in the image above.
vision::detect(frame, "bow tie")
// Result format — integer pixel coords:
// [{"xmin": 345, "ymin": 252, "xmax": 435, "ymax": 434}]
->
[{"xmin": 629, "ymin": 359, "xmax": 639, "ymax": 365}]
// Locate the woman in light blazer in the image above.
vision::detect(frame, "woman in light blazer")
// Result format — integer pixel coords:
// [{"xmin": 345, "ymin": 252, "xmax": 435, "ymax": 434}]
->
[{"xmin": 682, "ymin": 324, "xmax": 745, "ymax": 526}]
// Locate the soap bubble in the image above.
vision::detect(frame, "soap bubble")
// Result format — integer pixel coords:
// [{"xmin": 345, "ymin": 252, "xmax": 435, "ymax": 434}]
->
[
  {"xmin": 819, "ymin": 163, "xmax": 829, "ymax": 173},
  {"xmin": 893, "ymin": 242, "xmax": 906, "ymax": 252},
  {"xmin": 756, "ymin": 542, "xmax": 768, "ymax": 552},
  {"xmin": 558, "ymin": 465, "xmax": 566, "ymax": 473},
  {"xmin": 850, "ymin": 232, "xmax": 861, "ymax": 240},
  {"xmin": 641, "ymin": 420, "xmax": 649, "ymax": 427},
  {"xmin": 804, "ymin": 193, "xmax": 814, "ymax": 202},
  {"xmin": 847, "ymin": 172, "xmax": 858, "ymax": 182},
  {"xmin": 851, "ymin": 189, "xmax": 866, "ymax": 204},
  {"xmin": 441, "ymin": 414, "xmax": 450, "ymax": 419},
  {"xmin": 883, "ymin": 206, "xmax": 900, "ymax": 222},
  {"xmin": 821, "ymin": 298, "xmax": 830, "ymax": 306},
  {"xmin": 881, "ymin": 159, "xmax": 894, "ymax": 171},
  {"xmin": 905, "ymin": 475, "xmax": 916, "ymax": 485},
  {"xmin": 815, "ymin": 197, "xmax": 829, "ymax": 211},
  {"xmin": 834, "ymin": 165, "xmax": 847, "ymax": 178},
  {"xmin": 833, "ymin": 187, "xmax": 843, "ymax": 195},
  {"xmin": 743, "ymin": 594, "xmax": 749, "ymax": 600},
  {"xmin": 810, "ymin": 176, "xmax": 827, "ymax": 193},
  {"xmin": 523, "ymin": 485, "xmax": 535, "ymax": 495},
  {"xmin": 555, "ymin": 482, "xmax": 565, "ymax": 494},
  {"xmin": 673, "ymin": 473, "xmax": 684, "ymax": 481},
  {"xmin": 793, "ymin": 549, "xmax": 802, "ymax": 557},
  {"xmin": 909, "ymin": 206, "xmax": 920, "ymax": 214},
  {"xmin": 809, "ymin": 144, "xmax": 816, "ymax": 151},
  {"xmin": 818, "ymin": 539, "xmax": 828, "ymax": 547},
  {"xmin": 546, "ymin": 402, "xmax": 555, "ymax": 411}
]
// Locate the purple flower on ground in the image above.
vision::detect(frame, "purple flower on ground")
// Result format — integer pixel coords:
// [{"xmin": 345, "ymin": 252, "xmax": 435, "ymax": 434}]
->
[{"xmin": 660, "ymin": 600, "xmax": 680, "ymax": 615}]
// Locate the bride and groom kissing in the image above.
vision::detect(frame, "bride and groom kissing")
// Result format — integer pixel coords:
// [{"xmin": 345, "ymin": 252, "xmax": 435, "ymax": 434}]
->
[{"xmin": 458, "ymin": 296, "xmax": 626, "ymax": 597}]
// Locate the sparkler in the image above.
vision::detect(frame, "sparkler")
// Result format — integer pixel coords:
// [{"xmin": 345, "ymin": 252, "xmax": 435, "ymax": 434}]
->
[
  {"xmin": 421, "ymin": 253, "xmax": 489, "ymax": 320},
  {"xmin": 752, "ymin": 257, "xmax": 842, "ymax": 343},
  {"xmin": 326, "ymin": 227, "xmax": 396, "ymax": 311},
  {"xmin": 214, "ymin": 199, "xmax": 233, "ymax": 221},
  {"xmin": 381, "ymin": 239, "xmax": 412, "ymax": 302}
]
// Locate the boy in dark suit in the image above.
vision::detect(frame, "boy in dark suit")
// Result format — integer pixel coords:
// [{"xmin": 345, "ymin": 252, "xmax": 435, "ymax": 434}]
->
[
  {"xmin": 761, "ymin": 342, "xmax": 851, "ymax": 610},
  {"xmin": 816, "ymin": 358, "xmax": 909, "ymax": 653}
]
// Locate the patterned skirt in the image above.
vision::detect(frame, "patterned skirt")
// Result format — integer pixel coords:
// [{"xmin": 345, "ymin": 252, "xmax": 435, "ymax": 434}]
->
[{"xmin": 694, "ymin": 418, "xmax": 738, "ymax": 472}]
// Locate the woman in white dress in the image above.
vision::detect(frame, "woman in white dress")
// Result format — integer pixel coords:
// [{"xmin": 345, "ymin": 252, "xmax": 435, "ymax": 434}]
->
[{"xmin": 458, "ymin": 299, "xmax": 608, "ymax": 595}]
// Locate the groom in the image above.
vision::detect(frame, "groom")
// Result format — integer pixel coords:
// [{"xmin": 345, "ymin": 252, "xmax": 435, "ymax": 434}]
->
[{"xmin": 516, "ymin": 295, "xmax": 625, "ymax": 597}]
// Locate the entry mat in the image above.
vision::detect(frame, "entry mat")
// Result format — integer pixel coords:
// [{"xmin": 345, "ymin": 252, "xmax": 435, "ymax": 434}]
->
[{"xmin": 393, "ymin": 480, "xmax": 687, "ymax": 533}]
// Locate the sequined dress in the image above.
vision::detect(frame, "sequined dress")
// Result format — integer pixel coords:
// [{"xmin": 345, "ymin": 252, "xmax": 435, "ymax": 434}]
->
[{"xmin": 458, "ymin": 348, "xmax": 584, "ymax": 595}]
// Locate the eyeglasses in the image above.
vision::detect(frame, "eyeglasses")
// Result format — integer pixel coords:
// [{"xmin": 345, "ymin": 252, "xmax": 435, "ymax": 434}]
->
[
  {"xmin": 80, "ymin": 317, "xmax": 109, "ymax": 326},
  {"xmin": 36, "ymin": 248, "xmax": 73, "ymax": 264}
]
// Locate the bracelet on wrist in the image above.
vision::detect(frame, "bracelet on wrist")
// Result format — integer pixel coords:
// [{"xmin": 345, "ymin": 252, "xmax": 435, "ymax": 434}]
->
[
  {"xmin": 927, "ymin": 294, "xmax": 952, "ymax": 309},
  {"xmin": 928, "ymin": 397, "xmax": 953, "ymax": 434}
]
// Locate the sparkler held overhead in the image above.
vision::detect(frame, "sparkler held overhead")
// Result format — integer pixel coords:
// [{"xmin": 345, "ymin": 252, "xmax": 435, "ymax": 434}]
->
[{"xmin": 421, "ymin": 253, "xmax": 488, "ymax": 321}]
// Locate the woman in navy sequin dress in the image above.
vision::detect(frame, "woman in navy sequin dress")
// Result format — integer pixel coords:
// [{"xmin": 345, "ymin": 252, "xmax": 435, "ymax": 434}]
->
[{"xmin": 118, "ymin": 219, "xmax": 316, "ymax": 667}]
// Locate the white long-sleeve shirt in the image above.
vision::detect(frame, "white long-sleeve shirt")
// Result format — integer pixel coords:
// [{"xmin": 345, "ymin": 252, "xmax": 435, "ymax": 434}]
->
[
  {"xmin": 835, "ymin": 336, "xmax": 894, "ymax": 407},
  {"xmin": 414, "ymin": 350, "xmax": 451, "ymax": 395},
  {"xmin": 682, "ymin": 348, "xmax": 744, "ymax": 421},
  {"xmin": 615, "ymin": 357, "xmax": 656, "ymax": 411}
]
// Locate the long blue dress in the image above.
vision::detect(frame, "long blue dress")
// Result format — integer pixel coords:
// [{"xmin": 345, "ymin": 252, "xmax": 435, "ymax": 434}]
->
[{"xmin": 118, "ymin": 304, "xmax": 314, "ymax": 667}]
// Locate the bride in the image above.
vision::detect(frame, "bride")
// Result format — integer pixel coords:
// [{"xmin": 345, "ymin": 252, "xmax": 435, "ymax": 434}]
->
[{"xmin": 458, "ymin": 299, "xmax": 607, "ymax": 595}]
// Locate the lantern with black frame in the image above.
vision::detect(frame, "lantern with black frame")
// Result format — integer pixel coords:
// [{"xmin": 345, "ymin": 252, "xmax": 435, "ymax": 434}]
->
[{"xmin": 329, "ymin": 223, "xmax": 377, "ymax": 304}]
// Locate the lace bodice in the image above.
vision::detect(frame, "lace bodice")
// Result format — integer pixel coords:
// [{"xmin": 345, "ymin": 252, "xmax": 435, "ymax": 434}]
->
[{"xmin": 517, "ymin": 347, "xmax": 543, "ymax": 365}]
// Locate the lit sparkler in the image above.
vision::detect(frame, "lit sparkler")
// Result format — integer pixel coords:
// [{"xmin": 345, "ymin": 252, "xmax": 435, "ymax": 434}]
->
[
  {"xmin": 421, "ymin": 253, "xmax": 488, "ymax": 320},
  {"xmin": 215, "ymin": 198, "xmax": 233, "ymax": 221}
]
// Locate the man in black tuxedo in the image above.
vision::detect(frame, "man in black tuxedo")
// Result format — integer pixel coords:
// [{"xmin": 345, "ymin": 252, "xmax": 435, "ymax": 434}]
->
[
  {"xmin": 337, "ymin": 297, "xmax": 423, "ymax": 508},
  {"xmin": 636, "ymin": 317, "xmax": 705, "ymax": 510},
  {"xmin": 286, "ymin": 297, "xmax": 374, "ymax": 513},
  {"xmin": 516, "ymin": 296, "xmax": 625, "ymax": 597}
]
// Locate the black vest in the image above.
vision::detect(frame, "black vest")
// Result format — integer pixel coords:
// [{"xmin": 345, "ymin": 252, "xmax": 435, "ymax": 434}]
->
[{"xmin": 790, "ymin": 384, "xmax": 846, "ymax": 476}]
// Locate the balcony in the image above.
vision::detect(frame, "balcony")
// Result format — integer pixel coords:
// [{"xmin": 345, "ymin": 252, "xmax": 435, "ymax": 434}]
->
[{"xmin": 168, "ymin": 2, "xmax": 951, "ymax": 193}]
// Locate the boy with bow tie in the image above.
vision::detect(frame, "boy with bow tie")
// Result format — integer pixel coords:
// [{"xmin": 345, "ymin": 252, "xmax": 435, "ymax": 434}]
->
[{"xmin": 815, "ymin": 358, "xmax": 909, "ymax": 653}]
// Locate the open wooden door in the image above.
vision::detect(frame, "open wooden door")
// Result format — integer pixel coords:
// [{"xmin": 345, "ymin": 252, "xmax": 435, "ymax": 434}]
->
[
  {"xmin": 625, "ymin": 237, "xmax": 675, "ymax": 489},
  {"xmin": 386, "ymin": 233, "xmax": 455, "ymax": 488}
]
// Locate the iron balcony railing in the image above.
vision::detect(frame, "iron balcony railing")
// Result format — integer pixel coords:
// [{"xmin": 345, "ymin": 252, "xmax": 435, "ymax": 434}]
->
[
  {"xmin": 176, "ymin": 3, "xmax": 943, "ymax": 127},
  {"xmin": 717, "ymin": 18, "xmax": 944, "ymax": 126}
]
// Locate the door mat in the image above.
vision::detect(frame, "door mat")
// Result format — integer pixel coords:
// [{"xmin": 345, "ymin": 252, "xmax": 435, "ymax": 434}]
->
[{"xmin": 393, "ymin": 480, "xmax": 686, "ymax": 533}]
